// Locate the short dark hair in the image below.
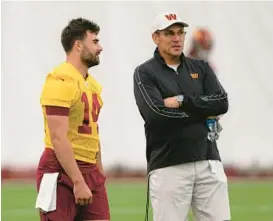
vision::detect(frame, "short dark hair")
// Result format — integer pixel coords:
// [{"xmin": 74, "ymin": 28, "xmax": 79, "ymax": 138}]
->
[{"xmin": 61, "ymin": 18, "xmax": 100, "ymax": 53}]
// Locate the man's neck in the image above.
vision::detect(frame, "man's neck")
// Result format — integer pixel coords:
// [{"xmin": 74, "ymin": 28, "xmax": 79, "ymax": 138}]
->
[
  {"xmin": 66, "ymin": 56, "xmax": 88, "ymax": 79},
  {"xmin": 165, "ymin": 56, "xmax": 180, "ymax": 65}
]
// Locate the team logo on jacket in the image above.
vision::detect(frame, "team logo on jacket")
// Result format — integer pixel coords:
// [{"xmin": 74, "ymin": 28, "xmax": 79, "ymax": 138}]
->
[{"xmin": 190, "ymin": 73, "xmax": 199, "ymax": 79}]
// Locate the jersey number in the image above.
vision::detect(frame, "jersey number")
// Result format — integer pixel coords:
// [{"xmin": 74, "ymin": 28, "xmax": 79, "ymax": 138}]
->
[{"xmin": 78, "ymin": 92, "xmax": 101, "ymax": 135}]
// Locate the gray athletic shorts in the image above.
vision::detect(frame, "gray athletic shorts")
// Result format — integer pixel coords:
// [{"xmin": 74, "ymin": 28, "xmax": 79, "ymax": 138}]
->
[{"xmin": 149, "ymin": 160, "xmax": 231, "ymax": 221}]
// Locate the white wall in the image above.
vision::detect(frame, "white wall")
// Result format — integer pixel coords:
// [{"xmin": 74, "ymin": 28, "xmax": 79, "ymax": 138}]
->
[{"xmin": 2, "ymin": 1, "xmax": 273, "ymax": 169}]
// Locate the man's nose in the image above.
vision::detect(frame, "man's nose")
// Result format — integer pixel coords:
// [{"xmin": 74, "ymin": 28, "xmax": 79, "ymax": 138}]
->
[{"xmin": 171, "ymin": 34, "xmax": 180, "ymax": 41}]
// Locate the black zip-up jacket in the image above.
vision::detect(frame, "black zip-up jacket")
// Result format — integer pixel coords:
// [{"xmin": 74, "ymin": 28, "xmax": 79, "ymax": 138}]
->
[{"xmin": 133, "ymin": 48, "xmax": 229, "ymax": 173}]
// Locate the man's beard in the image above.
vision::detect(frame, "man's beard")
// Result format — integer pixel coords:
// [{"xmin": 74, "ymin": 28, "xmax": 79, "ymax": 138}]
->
[{"xmin": 81, "ymin": 51, "xmax": 100, "ymax": 68}]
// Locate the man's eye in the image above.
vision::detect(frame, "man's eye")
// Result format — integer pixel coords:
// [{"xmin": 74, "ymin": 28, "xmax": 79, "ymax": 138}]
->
[{"xmin": 178, "ymin": 31, "xmax": 186, "ymax": 36}]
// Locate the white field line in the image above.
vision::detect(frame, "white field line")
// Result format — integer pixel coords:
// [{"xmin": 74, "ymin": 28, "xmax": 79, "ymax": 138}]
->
[{"xmin": 2, "ymin": 204, "xmax": 273, "ymax": 215}]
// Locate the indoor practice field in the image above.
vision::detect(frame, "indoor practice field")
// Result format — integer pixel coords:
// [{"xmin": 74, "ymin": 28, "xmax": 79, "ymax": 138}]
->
[{"xmin": 1, "ymin": 179, "xmax": 273, "ymax": 221}]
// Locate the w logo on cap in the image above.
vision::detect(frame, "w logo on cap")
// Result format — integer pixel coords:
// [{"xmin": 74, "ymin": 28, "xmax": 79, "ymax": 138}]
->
[{"xmin": 165, "ymin": 14, "xmax": 177, "ymax": 20}]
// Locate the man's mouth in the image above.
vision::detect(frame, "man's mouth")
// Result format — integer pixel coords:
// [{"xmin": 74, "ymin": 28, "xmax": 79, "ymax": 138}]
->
[{"xmin": 172, "ymin": 46, "xmax": 181, "ymax": 51}]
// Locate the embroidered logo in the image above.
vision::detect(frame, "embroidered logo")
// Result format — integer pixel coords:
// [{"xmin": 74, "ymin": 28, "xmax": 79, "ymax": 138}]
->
[
  {"xmin": 190, "ymin": 73, "xmax": 199, "ymax": 79},
  {"xmin": 165, "ymin": 14, "xmax": 177, "ymax": 20}
]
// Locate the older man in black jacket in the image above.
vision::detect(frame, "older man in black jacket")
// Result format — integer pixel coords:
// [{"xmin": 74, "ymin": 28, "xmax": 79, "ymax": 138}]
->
[{"xmin": 134, "ymin": 12, "xmax": 231, "ymax": 221}]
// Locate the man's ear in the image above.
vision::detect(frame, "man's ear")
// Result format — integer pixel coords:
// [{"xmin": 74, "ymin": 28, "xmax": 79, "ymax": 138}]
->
[
  {"xmin": 152, "ymin": 32, "xmax": 159, "ymax": 45},
  {"xmin": 74, "ymin": 40, "xmax": 82, "ymax": 52}
]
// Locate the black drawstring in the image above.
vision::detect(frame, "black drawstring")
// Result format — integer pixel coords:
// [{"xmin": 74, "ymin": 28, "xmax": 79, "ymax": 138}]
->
[{"xmin": 144, "ymin": 174, "xmax": 151, "ymax": 221}]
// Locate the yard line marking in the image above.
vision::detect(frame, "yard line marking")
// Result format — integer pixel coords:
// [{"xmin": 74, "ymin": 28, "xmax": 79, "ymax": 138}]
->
[{"xmin": 3, "ymin": 204, "xmax": 273, "ymax": 215}]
